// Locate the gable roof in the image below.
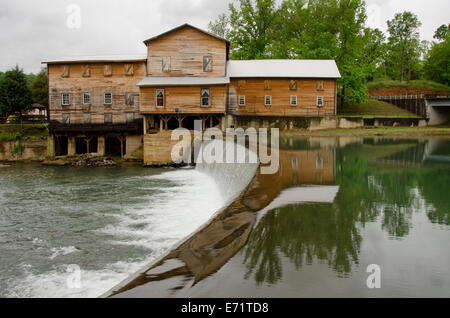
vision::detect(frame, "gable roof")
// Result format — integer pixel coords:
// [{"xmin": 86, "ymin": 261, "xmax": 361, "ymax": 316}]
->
[
  {"xmin": 143, "ymin": 23, "xmax": 230, "ymax": 45},
  {"xmin": 227, "ymin": 59, "xmax": 341, "ymax": 79}
]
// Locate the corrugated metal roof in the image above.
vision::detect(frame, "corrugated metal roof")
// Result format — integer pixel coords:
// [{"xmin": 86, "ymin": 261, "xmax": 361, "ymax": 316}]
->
[
  {"xmin": 227, "ymin": 59, "xmax": 341, "ymax": 78},
  {"xmin": 138, "ymin": 77, "xmax": 230, "ymax": 86},
  {"xmin": 42, "ymin": 54, "xmax": 147, "ymax": 64}
]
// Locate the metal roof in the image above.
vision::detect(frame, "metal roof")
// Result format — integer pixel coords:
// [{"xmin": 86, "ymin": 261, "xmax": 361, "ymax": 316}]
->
[
  {"xmin": 143, "ymin": 23, "xmax": 230, "ymax": 44},
  {"xmin": 138, "ymin": 77, "xmax": 230, "ymax": 87},
  {"xmin": 429, "ymin": 100, "xmax": 450, "ymax": 107},
  {"xmin": 42, "ymin": 54, "xmax": 147, "ymax": 64},
  {"xmin": 227, "ymin": 59, "xmax": 341, "ymax": 79}
]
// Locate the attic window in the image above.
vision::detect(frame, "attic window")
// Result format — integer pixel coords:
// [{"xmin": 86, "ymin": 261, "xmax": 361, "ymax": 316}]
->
[
  {"xmin": 82, "ymin": 65, "xmax": 91, "ymax": 77},
  {"xmin": 124, "ymin": 64, "xmax": 134, "ymax": 76},
  {"xmin": 317, "ymin": 80, "xmax": 324, "ymax": 91},
  {"xmin": 162, "ymin": 57, "xmax": 171, "ymax": 72},
  {"xmin": 238, "ymin": 80, "xmax": 246, "ymax": 90},
  {"xmin": 104, "ymin": 64, "xmax": 112, "ymax": 77},
  {"xmin": 201, "ymin": 88, "xmax": 210, "ymax": 107},
  {"xmin": 264, "ymin": 80, "xmax": 272, "ymax": 90},
  {"xmin": 203, "ymin": 56, "xmax": 212, "ymax": 72},
  {"xmin": 290, "ymin": 80, "xmax": 298, "ymax": 91},
  {"xmin": 61, "ymin": 65, "xmax": 70, "ymax": 78}
]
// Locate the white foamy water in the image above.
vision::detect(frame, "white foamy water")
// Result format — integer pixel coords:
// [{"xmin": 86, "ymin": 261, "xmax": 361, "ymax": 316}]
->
[{"xmin": 2, "ymin": 167, "xmax": 236, "ymax": 298}]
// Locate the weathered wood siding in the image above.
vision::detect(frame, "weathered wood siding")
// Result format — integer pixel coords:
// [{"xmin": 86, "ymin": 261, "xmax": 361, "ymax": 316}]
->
[
  {"xmin": 228, "ymin": 78, "xmax": 336, "ymax": 117},
  {"xmin": 140, "ymin": 86, "xmax": 227, "ymax": 114},
  {"xmin": 146, "ymin": 26, "xmax": 227, "ymax": 77},
  {"xmin": 48, "ymin": 62, "xmax": 145, "ymax": 124}
]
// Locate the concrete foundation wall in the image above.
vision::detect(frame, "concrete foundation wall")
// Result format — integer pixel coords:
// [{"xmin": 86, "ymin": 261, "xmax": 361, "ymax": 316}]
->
[
  {"xmin": 125, "ymin": 135, "xmax": 143, "ymax": 160},
  {"xmin": 0, "ymin": 140, "xmax": 47, "ymax": 162}
]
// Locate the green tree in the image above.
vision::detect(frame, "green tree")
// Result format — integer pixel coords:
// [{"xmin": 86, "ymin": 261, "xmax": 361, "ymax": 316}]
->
[
  {"xmin": 208, "ymin": 13, "xmax": 231, "ymax": 39},
  {"xmin": 31, "ymin": 68, "xmax": 48, "ymax": 107},
  {"xmin": 228, "ymin": 0, "xmax": 278, "ymax": 59},
  {"xmin": 0, "ymin": 66, "xmax": 33, "ymax": 117},
  {"xmin": 362, "ymin": 28, "xmax": 388, "ymax": 80},
  {"xmin": 386, "ymin": 11, "xmax": 422, "ymax": 81},
  {"xmin": 434, "ymin": 23, "xmax": 450, "ymax": 41},
  {"xmin": 424, "ymin": 26, "xmax": 450, "ymax": 85}
]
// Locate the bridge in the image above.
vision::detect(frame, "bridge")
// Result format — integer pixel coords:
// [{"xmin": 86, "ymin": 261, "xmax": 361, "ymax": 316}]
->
[{"xmin": 369, "ymin": 93, "xmax": 450, "ymax": 125}]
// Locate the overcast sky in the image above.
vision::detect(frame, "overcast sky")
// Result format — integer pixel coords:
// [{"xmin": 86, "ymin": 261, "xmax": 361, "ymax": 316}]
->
[{"xmin": 0, "ymin": 0, "xmax": 448, "ymax": 74}]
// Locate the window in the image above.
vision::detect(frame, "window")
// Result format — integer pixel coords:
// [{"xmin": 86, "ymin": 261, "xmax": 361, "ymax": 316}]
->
[
  {"xmin": 203, "ymin": 56, "xmax": 212, "ymax": 72},
  {"xmin": 61, "ymin": 65, "xmax": 70, "ymax": 78},
  {"xmin": 126, "ymin": 112, "xmax": 135, "ymax": 124},
  {"xmin": 290, "ymin": 96, "xmax": 298, "ymax": 106},
  {"xmin": 265, "ymin": 95, "xmax": 272, "ymax": 106},
  {"xmin": 83, "ymin": 93, "xmax": 91, "ymax": 105},
  {"xmin": 62, "ymin": 113, "xmax": 70, "ymax": 124},
  {"xmin": 156, "ymin": 89, "xmax": 165, "ymax": 108},
  {"xmin": 238, "ymin": 96, "xmax": 246, "ymax": 106},
  {"xmin": 104, "ymin": 92, "xmax": 112, "ymax": 105},
  {"xmin": 124, "ymin": 64, "xmax": 134, "ymax": 76},
  {"xmin": 82, "ymin": 65, "xmax": 91, "ymax": 77},
  {"xmin": 83, "ymin": 113, "xmax": 91, "ymax": 124},
  {"xmin": 292, "ymin": 157, "xmax": 298, "ymax": 170},
  {"xmin": 162, "ymin": 57, "xmax": 171, "ymax": 72},
  {"xmin": 289, "ymin": 80, "xmax": 298, "ymax": 91},
  {"xmin": 317, "ymin": 80, "xmax": 324, "ymax": 91},
  {"xmin": 201, "ymin": 88, "xmax": 210, "ymax": 107},
  {"xmin": 238, "ymin": 80, "xmax": 246, "ymax": 90},
  {"xmin": 264, "ymin": 80, "xmax": 272, "ymax": 90},
  {"xmin": 104, "ymin": 64, "xmax": 112, "ymax": 77},
  {"xmin": 125, "ymin": 93, "xmax": 134, "ymax": 106},
  {"xmin": 316, "ymin": 156, "xmax": 324, "ymax": 169},
  {"xmin": 61, "ymin": 93, "xmax": 70, "ymax": 106},
  {"xmin": 104, "ymin": 113, "xmax": 113, "ymax": 124},
  {"xmin": 317, "ymin": 96, "xmax": 324, "ymax": 108}
]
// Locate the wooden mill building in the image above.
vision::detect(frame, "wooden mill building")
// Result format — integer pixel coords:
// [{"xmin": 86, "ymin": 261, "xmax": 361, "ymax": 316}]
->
[{"xmin": 43, "ymin": 24, "xmax": 341, "ymax": 165}]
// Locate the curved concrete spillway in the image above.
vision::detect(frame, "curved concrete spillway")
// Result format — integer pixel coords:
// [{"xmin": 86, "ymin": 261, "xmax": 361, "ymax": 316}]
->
[{"xmin": 102, "ymin": 141, "xmax": 259, "ymax": 297}]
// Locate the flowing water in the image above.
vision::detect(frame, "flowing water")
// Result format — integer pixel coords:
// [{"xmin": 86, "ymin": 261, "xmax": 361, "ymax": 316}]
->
[{"xmin": 1, "ymin": 137, "xmax": 449, "ymax": 298}]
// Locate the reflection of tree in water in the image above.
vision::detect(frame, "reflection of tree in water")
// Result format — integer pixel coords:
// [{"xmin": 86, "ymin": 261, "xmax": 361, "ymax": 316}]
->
[
  {"xmin": 244, "ymin": 203, "xmax": 362, "ymax": 285},
  {"xmin": 243, "ymin": 140, "xmax": 449, "ymax": 285}
]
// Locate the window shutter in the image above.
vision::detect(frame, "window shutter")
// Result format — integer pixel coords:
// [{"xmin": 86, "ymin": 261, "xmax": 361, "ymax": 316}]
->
[
  {"xmin": 124, "ymin": 64, "xmax": 134, "ymax": 76},
  {"xmin": 264, "ymin": 80, "xmax": 272, "ymax": 90},
  {"xmin": 61, "ymin": 65, "xmax": 70, "ymax": 78},
  {"xmin": 104, "ymin": 64, "xmax": 112, "ymax": 77},
  {"xmin": 317, "ymin": 80, "xmax": 324, "ymax": 91},
  {"xmin": 82, "ymin": 65, "xmax": 91, "ymax": 77},
  {"xmin": 203, "ymin": 56, "xmax": 212, "ymax": 72},
  {"xmin": 238, "ymin": 80, "xmax": 246, "ymax": 90},
  {"xmin": 290, "ymin": 80, "xmax": 298, "ymax": 91},
  {"xmin": 162, "ymin": 57, "xmax": 171, "ymax": 72},
  {"xmin": 126, "ymin": 93, "xmax": 134, "ymax": 106}
]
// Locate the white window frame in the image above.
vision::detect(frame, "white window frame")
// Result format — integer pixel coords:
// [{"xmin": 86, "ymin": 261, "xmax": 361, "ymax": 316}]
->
[
  {"xmin": 61, "ymin": 93, "xmax": 70, "ymax": 106},
  {"xmin": 104, "ymin": 92, "xmax": 112, "ymax": 105},
  {"xmin": 317, "ymin": 96, "xmax": 324, "ymax": 108},
  {"xmin": 290, "ymin": 95, "xmax": 298, "ymax": 106},
  {"xmin": 238, "ymin": 95, "xmax": 246, "ymax": 106},
  {"xmin": 201, "ymin": 88, "xmax": 210, "ymax": 107},
  {"xmin": 265, "ymin": 95, "xmax": 272, "ymax": 106},
  {"xmin": 83, "ymin": 92, "xmax": 91, "ymax": 105},
  {"xmin": 156, "ymin": 89, "xmax": 165, "ymax": 108}
]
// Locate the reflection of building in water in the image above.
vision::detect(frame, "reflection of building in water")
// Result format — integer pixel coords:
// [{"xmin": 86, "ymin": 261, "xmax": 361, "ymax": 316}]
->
[
  {"xmin": 374, "ymin": 139, "xmax": 450, "ymax": 168},
  {"xmin": 108, "ymin": 147, "xmax": 337, "ymax": 297}
]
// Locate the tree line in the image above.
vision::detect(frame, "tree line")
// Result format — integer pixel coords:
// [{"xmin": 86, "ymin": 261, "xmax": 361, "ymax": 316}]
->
[
  {"xmin": 208, "ymin": 0, "xmax": 450, "ymax": 107},
  {"xmin": 0, "ymin": 67, "xmax": 48, "ymax": 118}
]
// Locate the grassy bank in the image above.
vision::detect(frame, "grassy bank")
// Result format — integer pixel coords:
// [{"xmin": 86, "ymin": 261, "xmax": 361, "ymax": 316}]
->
[
  {"xmin": 0, "ymin": 124, "xmax": 48, "ymax": 142},
  {"xmin": 368, "ymin": 79, "xmax": 450, "ymax": 92},
  {"xmin": 281, "ymin": 126, "xmax": 450, "ymax": 137},
  {"xmin": 340, "ymin": 100, "xmax": 420, "ymax": 118}
]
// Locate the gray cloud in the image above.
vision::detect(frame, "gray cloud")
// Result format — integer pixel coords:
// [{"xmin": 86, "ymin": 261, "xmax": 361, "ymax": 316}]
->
[{"xmin": 0, "ymin": 0, "xmax": 448, "ymax": 73}]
